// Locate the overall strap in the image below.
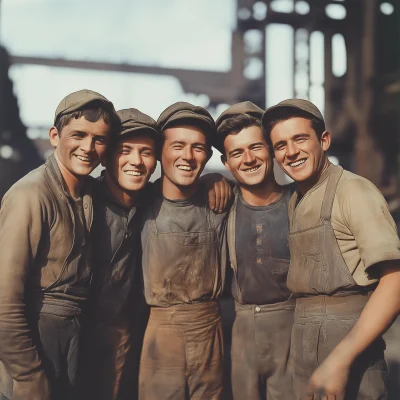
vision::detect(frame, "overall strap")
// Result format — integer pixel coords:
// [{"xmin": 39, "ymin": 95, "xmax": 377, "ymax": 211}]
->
[
  {"xmin": 288, "ymin": 191, "xmax": 298, "ymax": 229},
  {"xmin": 320, "ymin": 165, "xmax": 344, "ymax": 222}
]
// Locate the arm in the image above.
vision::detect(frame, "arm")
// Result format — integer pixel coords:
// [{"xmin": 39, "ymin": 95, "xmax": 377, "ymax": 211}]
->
[
  {"xmin": 0, "ymin": 186, "xmax": 51, "ymax": 399},
  {"xmin": 200, "ymin": 173, "xmax": 233, "ymax": 213},
  {"xmin": 306, "ymin": 264, "xmax": 400, "ymax": 399}
]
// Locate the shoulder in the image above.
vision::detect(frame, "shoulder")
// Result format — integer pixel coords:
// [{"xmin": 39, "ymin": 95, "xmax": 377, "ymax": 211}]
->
[{"xmin": 336, "ymin": 169, "xmax": 385, "ymax": 203}]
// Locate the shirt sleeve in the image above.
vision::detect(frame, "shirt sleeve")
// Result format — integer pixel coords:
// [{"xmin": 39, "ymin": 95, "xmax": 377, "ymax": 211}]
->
[
  {"xmin": 0, "ymin": 184, "xmax": 48, "ymax": 385},
  {"xmin": 338, "ymin": 177, "xmax": 400, "ymax": 272}
]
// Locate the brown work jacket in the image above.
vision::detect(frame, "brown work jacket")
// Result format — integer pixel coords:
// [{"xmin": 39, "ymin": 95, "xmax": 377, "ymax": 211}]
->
[{"xmin": 0, "ymin": 153, "xmax": 93, "ymax": 398}]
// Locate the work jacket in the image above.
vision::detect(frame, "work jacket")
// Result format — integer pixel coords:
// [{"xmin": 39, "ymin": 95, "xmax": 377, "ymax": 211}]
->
[{"xmin": 0, "ymin": 153, "xmax": 93, "ymax": 395}]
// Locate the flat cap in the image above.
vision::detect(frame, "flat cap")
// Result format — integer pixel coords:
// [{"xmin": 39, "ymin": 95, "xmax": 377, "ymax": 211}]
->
[
  {"xmin": 216, "ymin": 101, "xmax": 263, "ymax": 133},
  {"xmin": 261, "ymin": 98, "xmax": 325, "ymax": 129},
  {"xmin": 54, "ymin": 89, "xmax": 117, "ymax": 124},
  {"xmin": 214, "ymin": 101, "xmax": 264, "ymax": 153},
  {"xmin": 117, "ymin": 108, "xmax": 160, "ymax": 140},
  {"xmin": 157, "ymin": 102, "xmax": 215, "ymax": 139}
]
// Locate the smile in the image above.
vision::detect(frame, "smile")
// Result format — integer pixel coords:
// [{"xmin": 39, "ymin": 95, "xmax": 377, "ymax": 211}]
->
[
  {"xmin": 75, "ymin": 155, "xmax": 91, "ymax": 162},
  {"xmin": 177, "ymin": 165, "xmax": 193, "ymax": 171},
  {"xmin": 125, "ymin": 170, "xmax": 143, "ymax": 176},
  {"xmin": 288, "ymin": 159, "xmax": 306, "ymax": 168},
  {"xmin": 242, "ymin": 165, "xmax": 261, "ymax": 173}
]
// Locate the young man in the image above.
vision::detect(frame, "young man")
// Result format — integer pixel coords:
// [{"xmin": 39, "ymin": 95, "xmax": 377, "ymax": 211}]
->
[
  {"xmin": 262, "ymin": 99, "xmax": 400, "ymax": 400},
  {"xmin": 139, "ymin": 102, "xmax": 229, "ymax": 400},
  {"xmin": 215, "ymin": 101, "xmax": 295, "ymax": 400},
  {"xmin": 78, "ymin": 108, "xmax": 159, "ymax": 400},
  {"xmin": 0, "ymin": 90, "xmax": 119, "ymax": 400}
]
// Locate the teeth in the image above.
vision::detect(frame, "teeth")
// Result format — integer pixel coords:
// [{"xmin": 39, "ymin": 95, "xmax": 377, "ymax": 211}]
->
[
  {"xmin": 76, "ymin": 155, "xmax": 90, "ymax": 162},
  {"xmin": 125, "ymin": 171, "xmax": 142, "ymax": 176},
  {"xmin": 177, "ymin": 165, "xmax": 192, "ymax": 171},
  {"xmin": 243, "ymin": 166, "xmax": 260, "ymax": 172},
  {"xmin": 289, "ymin": 159, "xmax": 306, "ymax": 167}
]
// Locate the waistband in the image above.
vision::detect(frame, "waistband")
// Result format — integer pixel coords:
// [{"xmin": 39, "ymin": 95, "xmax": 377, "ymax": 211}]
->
[
  {"xmin": 28, "ymin": 298, "xmax": 82, "ymax": 317},
  {"xmin": 295, "ymin": 292, "xmax": 372, "ymax": 319},
  {"xmin": 149, "ymin": 300, "xmax": 220, "ymax": 325},
  {"xmin": 235, "ymin": 298, "xmax": 296, "ymax": 314}
]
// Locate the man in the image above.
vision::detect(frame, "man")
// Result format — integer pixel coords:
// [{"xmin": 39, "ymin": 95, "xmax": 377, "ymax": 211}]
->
[
  {"xmin": 215, "ymin": 101, "xmax": 295, "ymax": 400},
  {"xmin": 139, "ymin": 102, "xmax": 228, "ymax": 400},
  {"xmin": 78, "ymin": 108, "xmax": 159, "ymax": 400},
  {"xmin": 0, "ymin": 89, "xmax": 119, "ymax": 400},
  {"xmin": 262, "ymin": 99, "xmax": 400, "ymax": 399}
]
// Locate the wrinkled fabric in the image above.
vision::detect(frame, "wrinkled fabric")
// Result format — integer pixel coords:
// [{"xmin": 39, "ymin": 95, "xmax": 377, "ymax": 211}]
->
[
  {"xmin": 141, "ymin": 186, "xmax": 228, "ymax": 307},
  {"xmin": 0, "ymin": 153, "xmax": 93, "ymax": 398},
  {"xmin": 231, "ymin": 300, "xmax": 295, "ymax": 400},
  {"xmin": 139, "ymin": 302, "xmax": 224, "ymax": 400},
  {"xmin": 288, "ymin": 165, "xmax": 389, "ymax": 399},
  {"xmin": 292, "ymin": 294, "xmax": 388, "ymax": 400}
]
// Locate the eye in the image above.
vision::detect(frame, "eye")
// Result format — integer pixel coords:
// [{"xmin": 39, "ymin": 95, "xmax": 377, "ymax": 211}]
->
[
  {"xmin": 296, "ymin": 137, "xmax": 307, "ymax": 143},
  {"xmin": 172, "ymin": 144, "xmax": 183, "ymax": 150},
  {"xmin": 274, "ymin": 144, "xmax": 285, "ymax": 151},
  {"xmin": 95, "ymin": 137, "xmax": 108, "ymax": 145},
  {"xmin": 142, "ymin": 150, "xmax": 153, "ymax": 157}
]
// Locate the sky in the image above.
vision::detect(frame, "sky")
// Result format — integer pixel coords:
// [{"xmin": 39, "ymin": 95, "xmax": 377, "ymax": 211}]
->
[{"xmin": 0, "ymin": 0, "xmax": 350, "ymax": 176}]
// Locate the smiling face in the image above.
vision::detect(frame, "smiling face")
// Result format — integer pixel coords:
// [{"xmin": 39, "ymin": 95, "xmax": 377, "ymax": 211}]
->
[
  {"xmin": 161, "ymin": 125, "xmax": 211, "ymax": 198},
  {"xmin": 223, "ymin": 125, "xmax": 273, "ymax": 188},
  {"xmin": 110, "ymin": 134, "xmax": 157, "ymax": 193},
  {"xmin": 270, "ymin": 117, "xmax": 330, "ymax": 189},
  {"xmin": 49, "ymin": 116, "xmax": 111, "ymax": 178}
]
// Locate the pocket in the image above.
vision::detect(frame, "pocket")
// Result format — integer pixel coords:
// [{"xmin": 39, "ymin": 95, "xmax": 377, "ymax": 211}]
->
[{"xmin": 291, "ymin": 322, "xmax": 320, "ymax": 370}]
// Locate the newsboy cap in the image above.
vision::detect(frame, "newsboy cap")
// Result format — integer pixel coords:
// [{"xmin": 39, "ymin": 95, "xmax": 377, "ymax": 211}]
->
[
  {"xmin": 261, "ymin": 98, "xmax": 325, "ymax": 129},
  {"xmin": 214, "ymin": 101, "xmax": 264, "ymax": 153},
  {"xmin": 157, "ymin": 102, "xmax": 215, "ymax": 139},
  {"xmin": 117, "ymin": 108, "xmax": 160, "ymax": 140},
  {"xmin": 54, "ymin": 89, "xmax": 117, "ymax": 124}
]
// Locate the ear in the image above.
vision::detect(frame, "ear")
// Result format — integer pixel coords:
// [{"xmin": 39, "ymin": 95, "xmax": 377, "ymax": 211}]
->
[
  {"xmin": 49, "ymin": 126, "xmax": 59, "ymax": 148},
  {"xmin": 320, "ymin": 131, "xmax": 331, "ymax": 152},
  {"xmin": 221, "ymin": 154, "xmax": 231, "ymax": 172}
]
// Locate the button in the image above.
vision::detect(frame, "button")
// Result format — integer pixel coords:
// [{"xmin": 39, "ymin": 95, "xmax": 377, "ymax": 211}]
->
[{"xmin": 255, "ymin": 306, "xmax": 261, "ymax": 313}]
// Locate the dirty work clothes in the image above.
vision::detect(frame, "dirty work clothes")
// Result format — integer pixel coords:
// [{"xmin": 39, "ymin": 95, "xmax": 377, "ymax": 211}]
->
[
  {"xmin": 227, "ymin": 186, "xmax": 295, "ymax": 399},
  {"xmin": 78, "ymin": 174, "xmax": 147, "ymax": 400},
  {"xmin": 231, "ymin": 300, "xmax": 295, "ymax": 400},
  {"xmin": 288, "ymin": 165, "xmax": 393, "ymax": 398},
  {"xmin": 0, "ymin": 154, "xmax": 93, "ymax": 399},
  {"xmin": 288, "ymin": 163, "xmax": 400, "ymax": 289},
  {"xmin": 140, "ymin": 185, "xmax": 228, "ymax": 399},
  {"xmin": 29, "ymin": 313, "xmax": 81, "ymax": 400},
  {"xmin": 231, "ymin": 186, "xmax": 293, "ymax": 304},
  {"xmin": 139, "ymin": 302, "xmax": 223, "ymax": 400},
  {"xmin": 140, "ymin": 185, "xmax": 228, "ymax": 307},
  {"xmin": 292, "ymin": 294, "xmax": 388, "ymax": 400}
]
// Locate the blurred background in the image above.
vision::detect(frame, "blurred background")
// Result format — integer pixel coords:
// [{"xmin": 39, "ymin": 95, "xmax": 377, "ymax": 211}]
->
[{"xmin": 0, "ymin": 0, "xmax": 399, "ymax": 397}]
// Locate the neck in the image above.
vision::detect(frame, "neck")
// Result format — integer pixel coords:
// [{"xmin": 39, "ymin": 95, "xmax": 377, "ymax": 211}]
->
[
  {"xmin": 298, "ymin": 157, "xmax": 331, "ymax": 196},
  {"xmin": 105, "ymin": 171, "xmax": 139, "ymax": 208},
  {"xmin": 239, "ymin": 178, "xmax": 283, "ymax": 206},
  {"xmin": 161, "ymin": 175, "xmax": 199, "ymax": 200},
  {"xmin": 54, "ymin": 153, "xmax": 83, "ymax": 199}
]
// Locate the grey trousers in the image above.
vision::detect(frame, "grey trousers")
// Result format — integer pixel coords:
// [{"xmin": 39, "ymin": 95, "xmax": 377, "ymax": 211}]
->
[
  {"xmin": 291, "ymin": 294, "xmax": 388, "ymax": 400},
  {"xmin": 231, "ymin": 299, "xmax": 296, "ymax": 400}
]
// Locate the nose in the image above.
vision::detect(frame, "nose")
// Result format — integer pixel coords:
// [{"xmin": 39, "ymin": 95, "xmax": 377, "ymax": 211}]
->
[
  {"xmin": 286, "ymin": 141, "xmax": 299, "ymax": 158},
  {"xmin": 80, "ymin": 137, "xmax": 95, "ymax": 153},
  {"xmin": 182, "ymin": 146, "xmax": 194, "ymax": 161},
  {"xmin": 242, "ymin": 149, "xmax": 256, "ymax": 164},
  {"xmin": 129, "ymin": 150, "xmax": 143, "ymax": 166}
]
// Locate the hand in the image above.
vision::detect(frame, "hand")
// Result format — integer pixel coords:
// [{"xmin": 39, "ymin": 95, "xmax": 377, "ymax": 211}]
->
[
  {"xmin": 304, "ymin": 356, "xmax": 350, "ymax": 400},
  {"xmin": 201, "ymin": 173, "xmax": 233, "ymax": 213}
]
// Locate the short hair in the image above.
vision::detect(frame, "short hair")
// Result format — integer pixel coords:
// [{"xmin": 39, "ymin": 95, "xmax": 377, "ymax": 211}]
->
[
  {"xmin": 218, "ymin": 114, "xmax": 269, "ymax": 156},
  {"xmin": 263, "ymin": 108, "xmax": 325, "ymax": 147},
  {"xmin": 55, "ymin": 100, "xmax": 120, "ymax": 136}
]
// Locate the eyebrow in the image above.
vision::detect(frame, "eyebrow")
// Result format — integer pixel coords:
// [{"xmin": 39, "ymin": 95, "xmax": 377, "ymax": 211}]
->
[{"xmin": 273, "ymin": 133, "xmax": 310, "ymax": 149}]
